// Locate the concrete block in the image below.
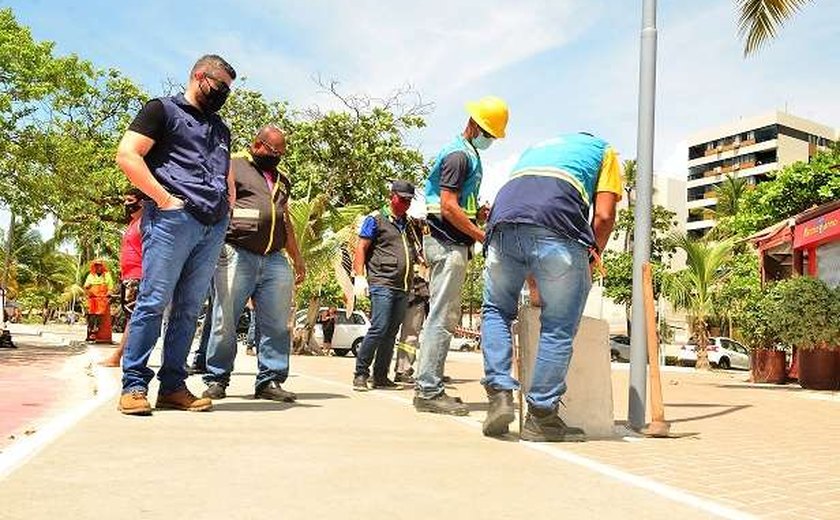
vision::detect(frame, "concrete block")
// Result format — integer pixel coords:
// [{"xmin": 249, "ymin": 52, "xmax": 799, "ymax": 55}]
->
[{"xmin": 517, "ymin": 308, "xmax": 615, "ymax": 439}]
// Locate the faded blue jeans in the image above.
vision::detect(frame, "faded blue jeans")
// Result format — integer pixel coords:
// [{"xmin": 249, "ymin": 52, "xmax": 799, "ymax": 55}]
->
[
  {"xmin": 355, "ymin": 285, "xmax": 408, "ymax": 381},
  {"xmin": 121, "ymin": 204, "xmax": 228, "ymax": 393},
  {"xmin": 204, "ymin": 244, "xmax": 293, "ymax": 390},
  {"xmin": 480, "ymin": 223, "xmax": 591, "ymax": 411},
  {"xmin": 415, "ymin": 235, "xmax": 468, "ymax": 399}
]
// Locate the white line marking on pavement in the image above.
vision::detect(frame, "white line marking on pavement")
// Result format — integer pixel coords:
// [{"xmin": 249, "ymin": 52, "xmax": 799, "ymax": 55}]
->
[
  {"xmin": 0, "ymin": 347, "xmax": 119, "ymax": 481},
  {"xmin": 295, "ymin": 371, "xmax": 757, "ymax": 520}
]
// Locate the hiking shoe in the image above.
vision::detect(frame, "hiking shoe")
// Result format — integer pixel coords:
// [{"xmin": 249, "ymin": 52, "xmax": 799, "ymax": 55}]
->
[
  {"xmin": 155, "ymin": 388, "xmax": 213, "ymax": 412},
  {"xmin": 482, "ymin": 387, "xmax": 515, "ymax": 437},
  {"xmin": 255, "ymin": 381, "xmax": 297, "ymax": 402},
  {"xmin": 413, "ymin": 392, "xmax": 469, "ymax": 416},
  {"xmin": 202, "ymin": 382, "xmax": 227, "ymax": 400},
  {"xmin": 118, "ymin": 390, "xmax": 152, "ymax": 416},
  {"xmin": 520, "ymin": 406, "xmax": 585, "ymax": 442},
  {"xmin": 394, "ymin": 373, "xmax": 415, "ymax": 384},
  {"xmin": 353, "ymin": 375, "xmax": 369, "ymax": 392},
  {"xmin": 371, "ymin": 378, "xmax": 401, "ymax": 390}
]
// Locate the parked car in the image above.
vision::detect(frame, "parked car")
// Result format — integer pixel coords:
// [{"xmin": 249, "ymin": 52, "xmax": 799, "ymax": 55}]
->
[
  {"xmin": 609, "ymin": 334, "xmax": 631, "ymax": 362},
  {"xmin": 677, "ymin": 336, "xmax": 750, "ymax": 370},
  {"xmin": 294, "ymin": 308, "xmax": 370, "ymax": 357}
]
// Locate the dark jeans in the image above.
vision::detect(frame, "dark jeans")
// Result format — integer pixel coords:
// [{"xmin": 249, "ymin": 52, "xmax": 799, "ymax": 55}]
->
[{"xmin": 355, "ymin": 285, "xmax": 408, "ymax": 381}]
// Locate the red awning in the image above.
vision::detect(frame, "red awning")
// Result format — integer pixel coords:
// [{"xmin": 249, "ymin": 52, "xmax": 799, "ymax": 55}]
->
[{"xmin": 794, "ymin": 206, "xmax": 840, "ymax": 249}]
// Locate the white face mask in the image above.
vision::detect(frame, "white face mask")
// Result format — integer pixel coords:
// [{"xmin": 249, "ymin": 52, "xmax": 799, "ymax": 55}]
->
[{"xmin": 472, "ymin": 134, "xmax": 495, "ymax": 150}]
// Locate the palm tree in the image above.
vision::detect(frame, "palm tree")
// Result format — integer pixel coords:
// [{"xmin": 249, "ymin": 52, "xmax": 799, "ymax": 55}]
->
[
  {"xmin": 16, "ymin": 237, "xmax": 77, "ymax": 324},
  {"xmin": 713, "ymin": 174, "xmax": 749, "ymax": 218},
  {"xmin": 288, "ymin": 194, "xmax": 365, "ymax": 353},
  {"xmin": 664, "ymin": 233, "xmax": 735, "ymax": 370},
  {"xmin": 738, "ymin": 0, "xmax": 813, "ymax": 56}
]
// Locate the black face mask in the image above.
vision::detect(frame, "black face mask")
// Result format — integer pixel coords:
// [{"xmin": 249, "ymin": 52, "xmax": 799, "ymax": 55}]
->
[
  {"xmin": 252, "ymin": 154, "xmax": 281, "ymax": 172},
  {"xmin": 124, "ymin": 203, "xmax": 141, "ymax": 222},
  {"xmin": 199, "ymin": 78, "xmax": 230, "ymax": 113}
]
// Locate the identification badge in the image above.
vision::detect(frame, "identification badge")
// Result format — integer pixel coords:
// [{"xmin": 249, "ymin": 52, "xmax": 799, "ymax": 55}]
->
[{"xmin": 232, "ymin": 208, "xmax": 260, "ymax": 220}]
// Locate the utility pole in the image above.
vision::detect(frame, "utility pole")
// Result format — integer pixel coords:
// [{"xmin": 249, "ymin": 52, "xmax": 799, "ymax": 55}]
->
[{"xmin": 629, "ymin": 0, "xmax": 658, "ymax": 431}]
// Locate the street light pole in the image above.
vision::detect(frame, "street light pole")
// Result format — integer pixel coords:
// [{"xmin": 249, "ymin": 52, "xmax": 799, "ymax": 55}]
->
[{"xmin": 629, "ymin": 0, "xmax": 658, "ymax": 431}]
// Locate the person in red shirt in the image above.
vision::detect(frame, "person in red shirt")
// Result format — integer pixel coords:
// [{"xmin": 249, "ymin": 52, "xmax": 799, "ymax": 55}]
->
[{"xmin": 101, "ymin": 188, "xmax": 146, "ymax": 367}]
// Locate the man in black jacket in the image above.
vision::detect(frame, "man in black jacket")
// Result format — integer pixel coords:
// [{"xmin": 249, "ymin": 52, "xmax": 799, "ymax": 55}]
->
[
  {"xmin": 203, "ymin": 126, "xmax": 305, "ymax": 402},
  {"xmin": 352, "ymin": 180, "xmax": 421, "ymax": 391}
]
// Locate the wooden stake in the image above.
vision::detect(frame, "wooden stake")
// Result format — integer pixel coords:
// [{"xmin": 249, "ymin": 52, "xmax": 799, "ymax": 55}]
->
[{"xmin": 642, "ymin": 262, "xmax": 670, "ymax": 437}]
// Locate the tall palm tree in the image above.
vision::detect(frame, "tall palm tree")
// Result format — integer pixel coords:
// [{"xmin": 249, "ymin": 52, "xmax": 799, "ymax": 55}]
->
[
  {"xmin": 664, "ymin": 234, "xmax": 735, "ymax": 370},
  {"xmin": 713, "ymin": 174, "xmax": 749, "ymax": 218},
  {"xmin": 737, "ymin": 0, "xmax": 813, "ymax": 56}
]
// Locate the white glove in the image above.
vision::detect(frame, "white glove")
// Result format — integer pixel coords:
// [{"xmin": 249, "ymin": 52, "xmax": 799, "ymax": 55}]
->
[
  {"xmin": 353, "ymin": 276, "xmax": 369, "ymax": 297},
  {"xmin": 472, "ymin": 242, "xmax": 483, "ymax": 257}
]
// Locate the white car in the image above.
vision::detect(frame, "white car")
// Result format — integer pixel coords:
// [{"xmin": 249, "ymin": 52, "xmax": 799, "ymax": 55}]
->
[
  {"xmin": 295, "ymin": 308, "xmax": 370, "ymax": 357},
  {"xmin": 677, "ymin": 336, "xmax": 750, "ymax": 370}
]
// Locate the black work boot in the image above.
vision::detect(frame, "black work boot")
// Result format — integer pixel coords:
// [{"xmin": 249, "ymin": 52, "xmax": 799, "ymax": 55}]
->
[
  {"xmin": 353, "ymin": 375, "xmax": 369, "ymax": 392},
  {"xmin": 255, "ymin": 380, "xmax": 297, "ymax": 402},
  {"xmin": 482, "ymin": 387, "xmax": 515, "ymax": 437},
  {"xmin": 413, "ymin": 392, "xmax": 469, "ymax": 416},
  {"xmin": 202, "ymin": 382, "xmax": 227, "ymax": 400},
  {"xmin": 520, "ymin": 405, "xmax": 586, "ymax": 442}
]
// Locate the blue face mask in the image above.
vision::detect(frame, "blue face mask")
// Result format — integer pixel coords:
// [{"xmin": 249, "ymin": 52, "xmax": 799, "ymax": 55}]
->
[{"xmin": 472, "ymin": 134, "xmax": 495, "ymax": 151}]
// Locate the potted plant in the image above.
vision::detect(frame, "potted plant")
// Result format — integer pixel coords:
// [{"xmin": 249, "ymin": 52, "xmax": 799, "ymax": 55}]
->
[
  {"xmin": 738, "ymin": 287, "xmax": 787, "ymax": 384},
  {"xmin": 774, "ymin": 276, "xmax": 840, "ymax": 390}
]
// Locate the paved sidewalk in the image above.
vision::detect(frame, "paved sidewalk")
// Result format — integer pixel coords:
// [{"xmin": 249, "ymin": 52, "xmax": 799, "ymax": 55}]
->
[{"xmin": 0, "ymin": 338, "xmax": 838, "ymax": 519}]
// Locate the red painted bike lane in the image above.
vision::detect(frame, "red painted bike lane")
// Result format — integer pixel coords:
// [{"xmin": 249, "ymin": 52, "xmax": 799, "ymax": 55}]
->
[{"xmin": 0, "ymin": 329, "xmax": 92, "ymax": 451}]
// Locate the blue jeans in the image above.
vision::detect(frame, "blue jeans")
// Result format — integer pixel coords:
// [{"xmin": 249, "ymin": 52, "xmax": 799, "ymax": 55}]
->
[
  {"xmin": 121, "ymin": 204, "xmax": 228, "ymax": 393},
  {"xmin": 480, "ymin": 223, "xmax": 591, "ymax": 411},
  {"xmin": 355, "ymin": 285, "xmax": 408, "ymax": 381},
  {"xmin": 415, "ymin": 235, "xmax": 468, "ymax": 398},
  {"xmin": 193, "ymin": 282, "xmax": 215, "ymax": 367},
  {"xmin": 246, "ymin": 307, "xmax": 261, "ymax": 349},
  {"xmin": 204, "ymin": 245, "xmax": 293, "ymax": 389}
]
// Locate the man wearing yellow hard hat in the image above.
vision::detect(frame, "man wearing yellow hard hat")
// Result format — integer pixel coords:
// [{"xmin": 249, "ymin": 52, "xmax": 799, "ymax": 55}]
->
[{"xmin": 414, "ymin": 96, "xmax": 509, "ymax": 416}]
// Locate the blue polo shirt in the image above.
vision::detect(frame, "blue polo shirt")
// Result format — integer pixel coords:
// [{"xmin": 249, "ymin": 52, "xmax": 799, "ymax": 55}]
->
[
  {"xmin": 487, "ymin": 133, "xmax": 623, "ymax": 248},
  {"xmin": 128, "ymin": 94, "xmax": 232, "ymax": 224}
]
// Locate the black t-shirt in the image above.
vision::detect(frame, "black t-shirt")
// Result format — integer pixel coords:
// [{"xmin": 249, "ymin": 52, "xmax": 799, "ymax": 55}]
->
[
  {"xmin": 428, "ymin": 151, "xmax": 475, "ymax": 246},
  {"xmin": 127, "ymin": 99, "xmax": 167, "ymax": 141}
]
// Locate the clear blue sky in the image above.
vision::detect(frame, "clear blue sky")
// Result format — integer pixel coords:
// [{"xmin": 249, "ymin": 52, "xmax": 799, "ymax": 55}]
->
[{"xmin": 4, "ymin": 0, "xmax": 839, "ymax": 222}]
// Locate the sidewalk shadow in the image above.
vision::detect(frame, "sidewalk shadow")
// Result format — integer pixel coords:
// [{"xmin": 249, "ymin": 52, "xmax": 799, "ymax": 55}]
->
[
  {"xmin": 212, "ymin": 401, "xmax": 319, "ymax": 412},
  {"xmin": 716, "ymin": 383, "xmax": 805, "ymax": 392},
  {"xmin": 665, "ymin": 402, "xmax": 752, "ymax": 423}
]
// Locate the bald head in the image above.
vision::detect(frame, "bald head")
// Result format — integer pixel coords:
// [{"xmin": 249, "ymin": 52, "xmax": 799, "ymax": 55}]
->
[{"xmin": 250, "ymin": 125, "xmax": 286, "ymax": 171}]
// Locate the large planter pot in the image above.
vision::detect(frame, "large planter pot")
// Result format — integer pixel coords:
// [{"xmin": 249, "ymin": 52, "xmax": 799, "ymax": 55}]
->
[
  {"xmin": 751, "ymin": 349, "xmax": 787, "ymax": 384},
  {"xmin": 797, "ymin": 348, "xmax": 840, "ymax": 391}
]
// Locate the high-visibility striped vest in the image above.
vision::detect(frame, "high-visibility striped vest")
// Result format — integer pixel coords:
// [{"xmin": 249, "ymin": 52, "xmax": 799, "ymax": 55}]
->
[{"xmin": 423, "ymin": 135, "xmax": 482, "ymax": 219}]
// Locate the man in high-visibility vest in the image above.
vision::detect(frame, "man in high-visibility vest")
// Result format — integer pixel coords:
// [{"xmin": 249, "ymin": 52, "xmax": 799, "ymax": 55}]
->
[
  {"xmin": 480, "ymin": 132, "xmax": 622, "ymax": 441},
  {"xmin": 84, "ymin": 260, "xmax": 115, "ymax": 341},
  {"xmin": 202, "ymin": 126, "xmax": 305, "ymax": 403},
  {"xmin": 414, "ymin": 96, "xmax": 509, "ymax": 416}
]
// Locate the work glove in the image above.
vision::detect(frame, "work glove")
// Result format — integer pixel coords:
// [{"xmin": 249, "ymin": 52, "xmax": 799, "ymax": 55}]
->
[{"xmin": 353, "ymin": 275, "xmax": 369, "ymax": 298}]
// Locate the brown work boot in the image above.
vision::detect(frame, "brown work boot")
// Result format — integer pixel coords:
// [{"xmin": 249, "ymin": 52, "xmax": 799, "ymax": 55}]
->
[
  {"xmin": 118, "ymin": 390, "xmax": 152, "ymax": 416},
  {"xmin": 155, "ymin": 387, "xmax": 213, "ymax": 412}
]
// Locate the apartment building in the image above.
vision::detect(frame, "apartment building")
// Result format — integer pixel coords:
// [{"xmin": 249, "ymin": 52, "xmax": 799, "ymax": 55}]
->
[{"xmin": 686, "ymin": 111, "xmax": 836, "ymax": 236}]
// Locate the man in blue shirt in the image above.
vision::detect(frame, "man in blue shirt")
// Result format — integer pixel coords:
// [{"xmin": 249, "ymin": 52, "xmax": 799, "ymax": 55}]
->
[
  {"xmin": 480, "ymin": 133, "xmax": 622, "ymax": 441},
  {"xmin": 115, "ymin": 54, "xmax": 236, "ymax": 415},
  {"xmin": 352, "ymin": 180, "xmax": 422, "ymax": 391}
]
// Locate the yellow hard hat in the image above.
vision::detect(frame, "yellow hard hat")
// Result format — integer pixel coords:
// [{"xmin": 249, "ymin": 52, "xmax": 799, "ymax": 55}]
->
[{"xmin": 465, "ymin": 96, "xmax": 509, "ymax": 138}]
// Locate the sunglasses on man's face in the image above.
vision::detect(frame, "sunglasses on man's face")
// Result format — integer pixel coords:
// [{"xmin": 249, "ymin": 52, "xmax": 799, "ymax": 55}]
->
[
  {"xmin": 259, "ymin": 138, "xmax": 283, "ymax": 156},
  {"xmin": 202, "ymin": 73, "xmax": 231, "ymax": 95},
  {"xmin": 479, "ymin": 127, "xmax": 494, "ymax": 139}
]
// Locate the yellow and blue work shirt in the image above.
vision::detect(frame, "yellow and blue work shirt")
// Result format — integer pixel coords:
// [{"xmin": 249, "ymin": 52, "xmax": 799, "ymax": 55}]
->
[{"xmin": 486, "ymin": 133, "xmax": 623, "ymax": 249}]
